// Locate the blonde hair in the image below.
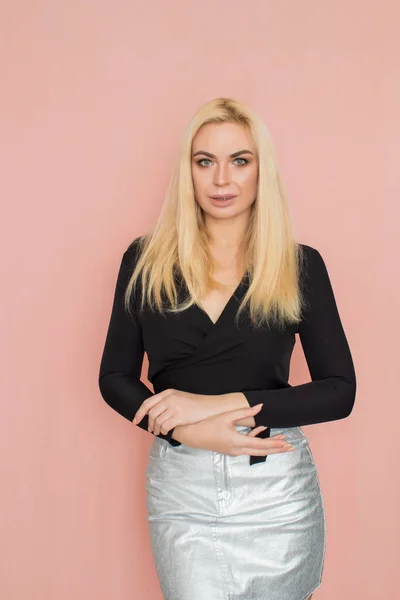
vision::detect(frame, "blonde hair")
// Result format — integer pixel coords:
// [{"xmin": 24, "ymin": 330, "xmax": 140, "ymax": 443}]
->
[{"xmin": 124, "ymin": 96, "xmax": 307, "ymax": 330}]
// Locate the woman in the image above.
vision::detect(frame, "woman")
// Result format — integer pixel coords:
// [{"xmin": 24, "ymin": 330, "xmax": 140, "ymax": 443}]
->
[{"xmin": 98, "ymin": 97, "xmax": 356, "ymax": 600}]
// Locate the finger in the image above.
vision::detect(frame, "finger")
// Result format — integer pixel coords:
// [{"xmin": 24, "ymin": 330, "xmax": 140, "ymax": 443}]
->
[
  {"xmin": 239, "ymin": 445, "xmax": 296, "ymax": 456},
  {"xmin": 227, "ymin": 403, "xmax": 264, "ymax": 423},
  {"xmin": 148, "ymin": 404, "xmax": 169, "ymax": 433},
  {"xmin": 153, "ymin": 411, "xmax": 173, "ymax": 435},
  {"xmin": 233, "ymin": 431, "xmax": 291, "ymax": 451},
  {"xmin": 133, "ymin": 393, "xmax": 166, "ymax": 426},
  {"xmin": 246, "ymin": 428, "xmax": 287, "ymax": 439},
  {"xmin": 247, "ymin": 432, "xmax": 287, "ymax": 440},
  {"xmin": 247, "ymin": 437, "xmax": 294, "ymax": 451},
  {"xmin": 155, "ymin": 415, "xmax": 176, "ymax": 436},
  {"xmin": 246, "ymin": 426, "xmax": 268, "ymax": 437}
]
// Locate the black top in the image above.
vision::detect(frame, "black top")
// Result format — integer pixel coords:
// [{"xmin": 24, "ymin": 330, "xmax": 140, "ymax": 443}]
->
[{"xmin": 98, "ymin": 237, "xmax": 356, "ymax": 465}]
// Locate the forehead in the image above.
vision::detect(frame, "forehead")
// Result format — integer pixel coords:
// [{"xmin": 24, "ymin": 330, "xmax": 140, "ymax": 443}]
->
[{"xmin": 192, "ymin": 122, "xmax": 254, "ymax": 154}]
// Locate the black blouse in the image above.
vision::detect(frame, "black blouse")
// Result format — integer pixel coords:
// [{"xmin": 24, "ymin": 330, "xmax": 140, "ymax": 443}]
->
[{"xmin": 98, "ymin": 237, "xmax": 356, "ymax": 465}]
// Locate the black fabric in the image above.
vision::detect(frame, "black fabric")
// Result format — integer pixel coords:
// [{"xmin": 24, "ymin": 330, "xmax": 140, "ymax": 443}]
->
[{"xmin": 98, "ymin": 237, "xmax": 356, "ymax": 465}]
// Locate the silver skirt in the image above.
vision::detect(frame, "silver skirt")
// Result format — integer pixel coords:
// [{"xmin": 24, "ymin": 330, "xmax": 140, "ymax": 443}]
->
[{"xmin": 145, "ymin": 425, "xmax": 326, "ymax": 600}]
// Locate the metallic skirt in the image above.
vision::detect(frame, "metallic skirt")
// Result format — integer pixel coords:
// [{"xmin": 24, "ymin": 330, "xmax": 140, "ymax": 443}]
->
[{"xmin": 145, "ymin": 425, "xmax": 326, "ymax": 600}]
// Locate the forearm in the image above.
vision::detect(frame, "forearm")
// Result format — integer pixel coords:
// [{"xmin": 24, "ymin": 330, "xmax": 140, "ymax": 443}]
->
[
  {"xmin": 171, "ymin": 393, "xmax": 256, "ymax": 440},
  {"xmin": 170, "ymin": 393, "xmax": 257, "ymax": 444},
  {"xmin": 213, "ymin": 392, "xmax": 256, "ymax": 427}
]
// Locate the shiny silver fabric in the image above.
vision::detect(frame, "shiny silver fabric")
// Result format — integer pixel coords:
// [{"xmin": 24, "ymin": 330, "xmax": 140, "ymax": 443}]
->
[{"xmin": 145, "ymin": 425, "xmax": 326, "ymax": 600}]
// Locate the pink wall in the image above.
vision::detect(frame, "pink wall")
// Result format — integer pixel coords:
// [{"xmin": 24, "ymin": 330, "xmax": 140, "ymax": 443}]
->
[{"xmin": 1, "ymin": 2, "xmax": 398, "ymax": 598}]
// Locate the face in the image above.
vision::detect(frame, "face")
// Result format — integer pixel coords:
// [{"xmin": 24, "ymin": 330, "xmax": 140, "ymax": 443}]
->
[{"xmin": 191, "ymin": 122, "xmax": 258, "ymax": 221}]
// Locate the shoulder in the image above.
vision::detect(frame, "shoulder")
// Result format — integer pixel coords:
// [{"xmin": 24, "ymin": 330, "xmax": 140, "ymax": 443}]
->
[
  {"xmin": 124, "ymin": 235, "xmax": 144, "ymax": 255},
  {"xmin": 298, "ymin": 243, "xmax": 326, "ymax": 268},
  {"xmin": 122, "ymin": 235, "xmax": 147, "ymax": 264},
  {"xmin": 114, "ymin": 236, "xmax": 147, "ymax": 285},
  {"xmin": 298, "ymin": 243, "xmax": 331, "ymax": 287},
  {"xmin": 298, "ymin": 242, "xmax": 323, "ymax": 260}
]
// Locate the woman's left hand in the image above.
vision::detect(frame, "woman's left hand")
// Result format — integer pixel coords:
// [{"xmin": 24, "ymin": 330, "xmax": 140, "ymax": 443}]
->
[{"xmin": 132, "ymin": 389, "xmax": 219, "ymax": 436}]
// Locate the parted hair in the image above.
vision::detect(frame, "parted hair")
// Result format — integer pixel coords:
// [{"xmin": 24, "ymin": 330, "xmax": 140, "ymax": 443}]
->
[{"xmin": 124, "ymin": 96, "xmax": 308, "ymax": 331}]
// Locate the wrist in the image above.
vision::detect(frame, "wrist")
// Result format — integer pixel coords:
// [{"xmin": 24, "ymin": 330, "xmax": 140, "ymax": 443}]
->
[
  {"xmin": 219, "ymin": 391, "xmax": 250, "ymax": 411},
  {"xmin": 218, "ymin": 392, "xmax": 256, "ymax": 427},
  {"xmin": 201, "ymin": 395, "xmax": 228, "ymax": 418},
  {"xmin": 203, "ymin": 393, "xmax": 256, "ymax": 427},
  {"xmin": 171, "ymin": 423, "xmax": 191, "ymax": 444}
]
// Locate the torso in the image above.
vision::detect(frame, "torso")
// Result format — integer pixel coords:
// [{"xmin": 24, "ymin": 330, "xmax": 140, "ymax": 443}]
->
[
  {"xmin": 198, "ymin": 267, "xmax": 246, "ymax": 325},
  {"xmin": 197, "ymin": 244, "xmax": 248, "ymax": 324}
]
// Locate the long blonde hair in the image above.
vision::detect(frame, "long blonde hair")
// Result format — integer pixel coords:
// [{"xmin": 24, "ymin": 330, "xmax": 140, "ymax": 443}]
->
[{"xmin": 124, "ymin": 97, "xmax": 308, "ymax": 330}]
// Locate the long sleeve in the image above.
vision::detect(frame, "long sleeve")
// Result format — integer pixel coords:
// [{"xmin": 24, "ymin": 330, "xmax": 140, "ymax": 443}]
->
[
  {"xmin": 98, "ymin": 240, "xmax": 180, "ymax": 445},
  {"xmin": 242, "ymin": 246, "xmax": 356, "ymax": 428}
]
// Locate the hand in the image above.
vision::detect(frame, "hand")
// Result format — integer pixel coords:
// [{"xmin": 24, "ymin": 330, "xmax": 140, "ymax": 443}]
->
[
  {"xmin": 132, "ymin": 388, "xmax": 220, "ymax": 436},
  {"xmin": 172, "ymin": 404, "xmax": 296, "ymax": 457}
]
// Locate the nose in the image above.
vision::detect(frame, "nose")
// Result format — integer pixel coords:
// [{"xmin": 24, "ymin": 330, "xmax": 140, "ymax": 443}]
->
[{"xmin": 213, "ymin": 162, "xmax": 230, "ymax": 186}]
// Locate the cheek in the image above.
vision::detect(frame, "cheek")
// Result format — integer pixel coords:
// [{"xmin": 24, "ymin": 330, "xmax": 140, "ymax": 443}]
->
[
  {"xmin": 236, "ymin": 173, "xmax": 258, "ymax": 196},
  {"xmin": 191, "ymin": 167, "xmax": 200, "ymax": 183},
  {"xmin": 192, "ymin": 169, "xmax": 211, "ymax": 193},
  {"xmin": 241, "ymin": 166, "xmax": 258, "ymax": 184}
]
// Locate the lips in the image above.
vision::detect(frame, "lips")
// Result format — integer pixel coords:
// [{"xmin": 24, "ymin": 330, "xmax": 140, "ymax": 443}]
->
[{"xmin": 209, "ymin": 194, "xmax": 237, "ymax": 208}]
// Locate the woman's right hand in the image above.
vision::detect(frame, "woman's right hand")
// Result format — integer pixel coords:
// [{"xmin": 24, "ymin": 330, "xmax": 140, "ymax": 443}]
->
[{"xmin": 172, "ymin": 404, "xmax": 296, "ymax": 457}]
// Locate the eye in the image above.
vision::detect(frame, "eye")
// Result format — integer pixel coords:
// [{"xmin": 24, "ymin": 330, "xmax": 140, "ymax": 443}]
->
[{"xmin": 196, "ymin": 157, "xmax": 249, "ymax": 167}]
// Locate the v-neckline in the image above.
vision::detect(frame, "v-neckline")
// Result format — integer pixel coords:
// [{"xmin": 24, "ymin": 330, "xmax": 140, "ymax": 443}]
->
[{"xmin": 195, "ymin": 274, "xmax": 248, "ymax": 328}]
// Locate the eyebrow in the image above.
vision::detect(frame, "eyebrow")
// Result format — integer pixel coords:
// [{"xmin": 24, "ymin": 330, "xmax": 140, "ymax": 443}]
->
[{"xmin": 192, "ymin": 149, "xmax": 254, "ymax": 159}]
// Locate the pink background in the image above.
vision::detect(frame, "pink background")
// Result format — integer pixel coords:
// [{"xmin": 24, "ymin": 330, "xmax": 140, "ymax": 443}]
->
[{"xmin": 1, "ymin": 2, "xmax": 398, "ymax": 598}]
